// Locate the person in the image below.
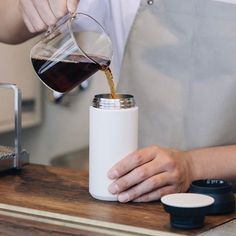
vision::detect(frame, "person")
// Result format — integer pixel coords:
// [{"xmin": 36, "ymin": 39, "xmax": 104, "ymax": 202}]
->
[
  {"xmin": 1, "ymin": 0, "xmax": 236, "ymax": 203},
  {"xmin": 0, "ymin": 0, "xmax": 79, "ymax": 44}
]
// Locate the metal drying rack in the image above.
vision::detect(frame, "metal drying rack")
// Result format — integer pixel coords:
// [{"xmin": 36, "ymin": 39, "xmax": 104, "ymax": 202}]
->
[{"xmin": 0, "ymin": 83, "xmax": 29, "ymax": 172}]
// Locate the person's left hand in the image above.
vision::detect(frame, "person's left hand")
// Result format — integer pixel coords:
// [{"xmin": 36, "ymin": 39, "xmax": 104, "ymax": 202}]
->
[{"xmin": 107, "ymin": 146, "xmax": 192, "ymax": 202}]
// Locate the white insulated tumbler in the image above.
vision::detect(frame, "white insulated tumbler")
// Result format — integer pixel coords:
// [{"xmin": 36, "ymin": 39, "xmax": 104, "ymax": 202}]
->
[{"xmin": 89, "ymin": 94, "xmax": 138, "ymax": 201}]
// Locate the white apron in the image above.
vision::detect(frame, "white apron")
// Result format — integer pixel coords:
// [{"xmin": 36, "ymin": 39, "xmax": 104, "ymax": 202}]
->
[{"xmin": 118, "ymin": 0, "xmax": 236, "ymax": 150}]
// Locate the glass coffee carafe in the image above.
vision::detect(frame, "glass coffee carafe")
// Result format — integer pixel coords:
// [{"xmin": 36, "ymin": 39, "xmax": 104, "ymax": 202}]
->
[{"xmin": 30, "ymin": 12, "xmax": 113, "ymax": 93}]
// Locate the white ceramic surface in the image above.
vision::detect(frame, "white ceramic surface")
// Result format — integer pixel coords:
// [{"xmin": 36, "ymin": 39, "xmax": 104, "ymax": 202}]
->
[
  {"xmin": 161, "ymin": 193, "xmax": 214, "ymax": 208},
  {"xmin": 89, "ymin": 106, "xmax": 138, "ymax": 201}
]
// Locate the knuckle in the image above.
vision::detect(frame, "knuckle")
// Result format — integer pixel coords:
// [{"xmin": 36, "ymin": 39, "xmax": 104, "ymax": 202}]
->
[
  {"xmin": 137, "ymin": 167, "xmax": 149, "ymax": 180},
  {"xmin": 54, "ymin": 8, "xmax": 67, "ymax": 19},
  {"xmin": 164, "ymin": 156, "xmax": 176, "ymax": 170},
  {"xmin": 129, "ymin": 188, "xmax": 140, "ymax": 200},
  {"xmin": 47, "ymin": 17, "xmax": 57, "ymax": 26},
  {"xmin": 157, "ymin": 188, "xmax": 167, "ymax": 198},
  {"xmin": 146, "ymin": 177, "xmax": 158, "ymax": 189},
  {"xmin": 117, "ymin": 178, "xmax": 129, "ymax": 191},
  {"xmin": 172, "ymin": 170, "xmax": 180, "ymax": 180},
  {"xmin": 146, "ymin": 145, "xmax": 159, "ymax": 156},
  {"xmin": 35, "ymin": 23, "xmax": 47, "ymax": 32},
  {"xmin": 67, "ymin": 0, "xmax": 79, "ymax": 12},
  {"xmin": 133, "ymin": 153, "xmax": 144, "ymax": 166},
  {"xmin": 151, "ymin": 145, "xmax": 159, "ymax": 153},
  {"xmin": 173, "ymin": 185, "xmax": 181, "ymax": 193},
  {"xmin": 115, "ymin": 165, "xmax": 125, "ymax": 177}
]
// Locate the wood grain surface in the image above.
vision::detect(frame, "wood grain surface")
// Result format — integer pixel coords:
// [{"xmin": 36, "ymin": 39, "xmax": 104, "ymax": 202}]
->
[
  {"xmin": 0, "ymin": 164, "xmax": 234, "ymax": 236},
  {"xmin": 0, "ymin": 213, "xmax": 105, "ymax": 236}
]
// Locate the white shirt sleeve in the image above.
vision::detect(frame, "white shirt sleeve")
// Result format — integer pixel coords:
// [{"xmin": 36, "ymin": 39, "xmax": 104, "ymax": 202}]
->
[{"xmin": 77, "ymin": 0, "xmax": 140, "ymax": 81}]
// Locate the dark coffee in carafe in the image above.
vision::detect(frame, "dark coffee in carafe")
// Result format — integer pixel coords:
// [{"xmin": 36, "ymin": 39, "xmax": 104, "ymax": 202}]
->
[
  {"xmin": 32, "ymin": 55, "xmax": 108, "ymax": 92},
  {"xmin": 32, "ymin": 54, "xmax": 117, "ymax": 98}
]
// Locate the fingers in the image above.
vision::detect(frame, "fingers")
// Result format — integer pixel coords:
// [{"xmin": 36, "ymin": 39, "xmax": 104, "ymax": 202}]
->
[
  {"xmin": 48, "ymin": 0, "xmax": 67, "ymax": 19},
  {"xmin": 108, "ymin": 158, "xmax": 163, "ymax": 195},
  {"xmin": 19, "ymin": 0, "xmax": 47, "ymax": 32},
  {"xmin": 67, "ymin": 0, "xmax": 80, "ymax": 13},
  {"xmin": 34, "ymin": 0, "xmax": 58, "ymax": 26},
  {"xmin": 20, "ymin": 7, "xmax": 35, "ymax": 33},
  {"xmin": 133, "ymin": 185, "xmax": 178, "ymax": 202},
  {"xmin": 108, "ymin": 145, "xmax": 191, "ymax": 203},
  {"xmin": 117, "ymin": 172, "xmax": 171, "ymax": 203},
  {"xmin": 107, "ymin": 146, "xmax": 159, "ymax": 179},
  {"xmin": 19, "ymin": 0, "xmax": 80, "ymax": 33}
]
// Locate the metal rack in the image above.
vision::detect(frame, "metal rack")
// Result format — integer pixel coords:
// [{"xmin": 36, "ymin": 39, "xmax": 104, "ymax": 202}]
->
[{"xmin": 0, "ymin": 83, "xmax": 29, "ymax": 171}]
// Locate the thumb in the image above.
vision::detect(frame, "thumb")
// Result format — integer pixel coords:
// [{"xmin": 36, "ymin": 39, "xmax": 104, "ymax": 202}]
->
[{"xmin": 67, "ymin": 0, "xmax": 79, "ymax": 14}]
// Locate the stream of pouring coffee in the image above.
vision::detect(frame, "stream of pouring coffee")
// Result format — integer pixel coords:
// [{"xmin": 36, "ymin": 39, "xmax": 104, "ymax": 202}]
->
[{"xmin": 102, "ymin": 66, "xmax": 117, "ymax": 99}]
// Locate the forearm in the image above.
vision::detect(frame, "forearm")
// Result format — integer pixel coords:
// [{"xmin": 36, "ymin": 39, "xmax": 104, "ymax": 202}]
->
[
  {"xmin": 0, "ymin": 0, "xmax": 35, "ymax": 44},
  {"xmin": 187, "ymin": 145, "xmax": 236, "ymax": 183}
]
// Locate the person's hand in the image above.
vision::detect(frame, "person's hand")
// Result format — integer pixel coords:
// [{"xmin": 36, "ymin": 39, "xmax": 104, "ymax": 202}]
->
[
  {"xmin": 18, "ymin": 0, "xmax": 79, "ymax": 33},
  {"xmin": 107, "ymin": 146, "xmax": 193, "ymax": 202}
]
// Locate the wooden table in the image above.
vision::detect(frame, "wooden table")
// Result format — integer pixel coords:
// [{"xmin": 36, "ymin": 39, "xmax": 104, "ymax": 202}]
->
[{"xmin": 0, "ymin": 164, "xmax": 235, "ymax": 236}]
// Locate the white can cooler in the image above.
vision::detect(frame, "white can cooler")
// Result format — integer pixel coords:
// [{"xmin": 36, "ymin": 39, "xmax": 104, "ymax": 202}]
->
[{"xmin": 89, "ymin": 94, "xmax": 138, "ymax": 201}]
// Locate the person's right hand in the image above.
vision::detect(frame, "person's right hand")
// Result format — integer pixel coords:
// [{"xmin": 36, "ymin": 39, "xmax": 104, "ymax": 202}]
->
[
  {"xmin": 18, "ymin": 0, "xmax": 79, "ymax": 33},
  {"xmin": 107, "ymin": 146, "xmax": 193, "ymax": 202}
]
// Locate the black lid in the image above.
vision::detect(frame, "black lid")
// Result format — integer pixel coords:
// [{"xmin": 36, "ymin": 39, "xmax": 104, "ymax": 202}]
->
[
  {"xmin": 163, "ymin": 204, "xmax": 211, "ymax": 229},
  {"xmin": 189, "ymin": 179, "xmax": 235, "ymax": 215},
  {"xmin": 190, "ymin": 179, "xmax": 232, "ymax": 194},
  {"xmin": 161, "ymin": 193, "xmax": 214, "ymax": 229}
]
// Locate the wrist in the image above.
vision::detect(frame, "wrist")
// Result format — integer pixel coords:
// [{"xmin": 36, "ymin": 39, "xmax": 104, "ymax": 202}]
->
[{"xmin": 182, "ymin": 150, "xmax": 200, "ymax": 182}]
